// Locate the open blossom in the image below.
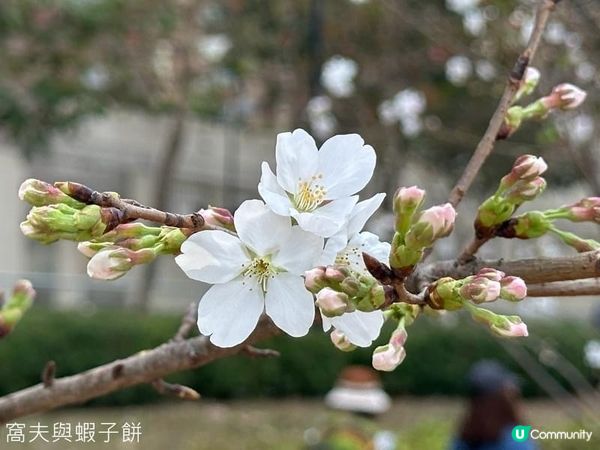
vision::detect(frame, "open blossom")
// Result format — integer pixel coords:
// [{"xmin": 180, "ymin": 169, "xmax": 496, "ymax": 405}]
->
[
  {"xmin": 318, "ymin": 195, "xmax": 389, "ymax": 347},
  {"xmin": 176, "ymin": 200, "xmax": 323, "ymax": 347},
  {"xmin": 258, "ymin": 129, "xmax": 376, "ymax": 238}
]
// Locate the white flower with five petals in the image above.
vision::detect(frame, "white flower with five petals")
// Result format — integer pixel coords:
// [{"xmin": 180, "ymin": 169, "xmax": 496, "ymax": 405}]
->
[
  {"xmin": 258, "ymin": 129, "xmax": 376, "ymax": 238},
  {"xmin": 176, "ymin": 200, "xmax": 323, "ymax": 348},
  {"xmin": 318, "ymin": 194, "xmax": 390, "ymax": 347}
]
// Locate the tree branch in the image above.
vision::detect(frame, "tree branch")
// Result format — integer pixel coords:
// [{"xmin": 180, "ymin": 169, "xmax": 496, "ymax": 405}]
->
[
  {"xmin": 447, "ymin": 0, "xmax": 560, "ymax": 208},
  {"xmin": 59, "ymin": 181, "xmax": 206, "ymax": 230},
  {"xmin": 416, "ymin": 250, "xmax": 600, "ymax": 287},
  {"xmin": 526, "ymin": 278, "xmax": 600, "ymax": 297},
  {"xmin": 0, "ymin": 319, "xmax": 279, "ymax": 424}
]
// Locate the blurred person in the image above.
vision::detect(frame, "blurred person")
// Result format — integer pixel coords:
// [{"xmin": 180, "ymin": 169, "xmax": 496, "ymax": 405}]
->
[
  {"xmin": 303, "ymin": 365, "xmax": 397, "ymax": 450},
  {"xmin": 451, "ymin": 360, "xmax": 536, "ymax": 450}
]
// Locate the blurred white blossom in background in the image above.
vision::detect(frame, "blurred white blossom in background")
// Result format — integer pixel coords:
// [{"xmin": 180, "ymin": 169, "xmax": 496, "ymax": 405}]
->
[
  {"xmin": 445, "ymin": 55, "xmax": 473, "ymax": 86},
  {"xmin": 446, "ymin": 0, "xmax": 480, "ymax": 14},
  {"xmin": 321, "ymin": 56, "xmax": 359, "ymax": 98},
  {"xmin": 378, "ymin": 88, "xmax": 427, "ymax": 137},
  {"xmin": 306, "ymin": 96, "xmax": 337, "ymax": 139},
  {"xmin": 197, "ymin": 34, "xmax": 231, "ymax": 62}
]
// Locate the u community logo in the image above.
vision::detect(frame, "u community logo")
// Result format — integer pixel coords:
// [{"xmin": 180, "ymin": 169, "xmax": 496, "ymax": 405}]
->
[
  {"xmin": 512, "ymin": 425, "xmax": 531, "ymax": 442},
  {"xmin": 512, "ymin": 425, "xmax": 594, "ymax": 443}
]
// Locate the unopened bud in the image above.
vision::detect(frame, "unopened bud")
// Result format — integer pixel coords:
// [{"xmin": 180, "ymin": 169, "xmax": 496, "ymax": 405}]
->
[
  {"xmin": 505, "ymin": 177, "xmax": 546, "ymax": 203},
  {"xmin": 304, "ymin": 267, "xmax": 327, "ymax": 293},
  {"xmin": 460, "ymin": 276, "xmax": 501, "ymax": 304},
  {"xmin": 405, "ymin": 203, "xmax": 456, "ymax": 249},
  {"xmin": 315, "ymin": 288, "xmax": 350, "ymax": 317},
  {"xmin": 325, "ymin": 266, "xmax": 350, "ymax": 283},
  {"xmin": 500, "ymin": 276, "xmax": 527, "ymax": 302},
  {"xmin": 18, "ymin": 179, "xmax": 84, "ymax": 208},
  {"xmin": 500, "ymin": 155, "xmax": 547, "ymax": 189},
  {"xmin": 330, "ymin": 329, "xmax": 356, "ymax": 352},
  {"xmin": 542, "ymin": 83, "xmax": 587, "ymax": 111},
  {"xmin": 466, "ymin": 302, "xmax": 528, "ymax": 338},
  {"xmin": 87, "ymin": 247, "xmax": 156, "ymax": 280},
  {"xmin": 200, "ymin": 206, "xmax": 235, "ymax": 231},
  {"xmin": 372, "ymin": 344, "xmax": 406, "ymax": 372},
  {"xmin": 563, "ymin": 198, "xmax": 600, "ymax": 223},
  {"xmin": 393, "ymin": 186, "xmax": 426, "ymax": 235}
]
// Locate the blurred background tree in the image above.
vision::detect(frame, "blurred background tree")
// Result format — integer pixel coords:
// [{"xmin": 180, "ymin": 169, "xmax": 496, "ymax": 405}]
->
[{"xmin": 0, "ymin": 0, "xmax": 598, "ymax": 309}]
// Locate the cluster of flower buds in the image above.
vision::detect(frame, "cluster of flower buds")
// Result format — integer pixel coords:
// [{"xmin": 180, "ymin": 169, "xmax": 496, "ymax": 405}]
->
[
  {"xmin": 305, "ymin": 265, "xmax": 386, "ymax": 317},
  {"xmin": 475, "ymin": 155, "xmax": 547, "ymax": 237},
  {"xmin": 494, "ymin": 197, "xmax": 600, "ymax": 251},
  {"xmin": 427, "ymin": 268, "xmax": 527, "ymax": 310},
  {"xmin": 390, "ymin": 186, "xmax": 456, "ymax": 272},
  {"xmin": 462, "ymin": 302, "xmax": 529, "ymax": 338},
  {"xmin": 0, "ymin": 280, "xmax": 36, "ymax": 338},
  {"xmin": 79, "ymin": 224, "xmax": 190, "ymax": 280},
  {"xmin": 499, "ymin": 67, "xmax": 587, "ymax": 139},
  {"xmin": 19, "ymin": 179, "xmax": 125, "ymax": 244}
]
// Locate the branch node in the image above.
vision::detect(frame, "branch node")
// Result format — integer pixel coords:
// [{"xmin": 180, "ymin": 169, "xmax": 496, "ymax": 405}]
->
[
  {"xmin": 111, "ymin": 363, "xmax": 125, "ymax": 379},
  {"xmin": 151, "ymin": 379, "xmax": 201, "ymax": 401},
  {"xmin": 42, "ymin": 361, "xmax": 56, "ymax": 388}
]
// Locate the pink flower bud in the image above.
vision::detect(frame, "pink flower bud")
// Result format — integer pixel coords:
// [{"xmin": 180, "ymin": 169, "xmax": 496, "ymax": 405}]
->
[
  {"xmin": 492, "ymin": 316, "xmax": 529, "ymax": 337},
  {"xmin": 542, "ymin": 83, "xmax": 587, "ymax": 110},
  {"xmin": 500, "ymin": 276, "xmax": 527, "ymax": 302},
  {"xmin": 330, "ymin": 330, "xmax": 356, "ymax": 352},
  {"xmin": 394, "ymin": 186, "xmax": 426, "ymax": 211},
  {"xmin": 389, "ymin": 327, "xmax": 408, "ymax": 348},
  {"xmin": 324, "ymin": 266, "xmax": 348, "ymax": 282},
  {"xmin": 506, "ymin": 177, "xmax": 546, "ymax": 203},
  {"xmin": 12, "ymin": 280, "xmax": 36, "ymax": 300},
  {"xmin": 565, "ymin": 198, "xmax": 600, "ymax": 223},
  {"xmin": 304, "ymin": 266, "xmax": 327, "ymax": 293},
  {"xmin": 87, "ymin": 247, "xmax": 156, "ymax": 280},
  {"xmin": 407, "ymin": 203, "xmax": 456, "ymax": 248},
  {"xmin": 199, "ymin": 206, "xmax": 235, "ymax": 231},
  {"xmin": 510, "ymin": 155, "xmax": 548, "ymax": 181},
  {"xmin": 476, "ymin": 268, "xmax": 505, "ymax": 282},
  {"xmin": 315, "ymin": 288, "xmax": 350, "ymax": 317},
  {"xmin": 460, "ymin": 276, "xmax": 501, "ymax": 303},
  {"xmin": 372, "ymin": 344, "xmax": 406, "ymax": 372}
]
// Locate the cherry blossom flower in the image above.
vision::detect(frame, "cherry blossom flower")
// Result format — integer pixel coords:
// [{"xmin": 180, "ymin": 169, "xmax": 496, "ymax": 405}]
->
[
  {"xmin": 176, "ymin": 199, "xmax": 323, "ymax": 347},
  {"xmin": 258, "ymin": 129, "xmax": 376, "ymax": 237},
  {"xmin": 318, "ymin": 194, "xmax": 389, "ymax": 347}
]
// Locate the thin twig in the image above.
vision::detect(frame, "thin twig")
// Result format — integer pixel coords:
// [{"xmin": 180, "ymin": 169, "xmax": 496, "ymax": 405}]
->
[
  {"xmin": 41, "ymin": 361, "xmax": 56, "ymax": 389},
  {"xmin": 173, "ymin": 301, "xmax": 198, "ymax": 341},
  {"xmin": 58, "ymin": 181, "xmax": 206, "ymax": 230},
  {"xmin": 242, "ymin": 346, "xmax": 281, "ymax": 358},
  {"xmin": 150, "ymin": 379, "xmax": 200, "ymax": 401},
  {"xmin": 447, "ymin": 0, "xmax": 560, "ymax": 208}
]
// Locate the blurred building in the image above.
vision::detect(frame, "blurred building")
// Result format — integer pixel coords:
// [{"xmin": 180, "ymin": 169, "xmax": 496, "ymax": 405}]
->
[
  {"xmin": 0, "ymin": 112, "xmax": 275, "ymax": 311},
  {"xmin": 0, "ymin": 112, "xmax": 598, "ymax": 320}
]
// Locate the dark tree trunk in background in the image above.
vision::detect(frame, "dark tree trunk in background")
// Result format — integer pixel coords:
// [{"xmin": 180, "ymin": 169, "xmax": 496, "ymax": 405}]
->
[{"xmin": 132, "ymin": 110, "xmax": 186, "ymax": 312}]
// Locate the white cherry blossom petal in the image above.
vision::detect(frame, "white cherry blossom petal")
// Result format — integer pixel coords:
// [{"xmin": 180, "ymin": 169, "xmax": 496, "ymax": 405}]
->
[
  {"xmin": 197, "ymin": 277, "xmax": 264, "ymax": 348},
  {"xmin": 318, "ymin": 134, "xmax": 376, "ymax": 198},
  {"xmin": 234, "ymin": 199, "xmax": 291, "ymax": 255},
  {"xmin": 318, "ymin": 231, "xmax": 348, "ymax": 266},
  {"xmin": 349, "ymin": 232, "xmax": 391, "ymax": 267},
  {"xmin": 258, "ymin": 162, "xmax": 293, "ymax": 216},
  {"xmin": 175, "ymin": 230, "xmax": 249, "ymax": 283},
  {"xmin": 293, "ymin": 196, "xmax": 358, "ymax": 238},
  {"xmin": 276, "ymin": 129, "xmax": 319, "ymax": 193},
  {"xmin": 347, "ymin": 193, "xmax": 386, "ymax": 236},
  {"xmin": 329, "ymin": 310, "xmax": 384, "ymax": 347},
  {"xmin": 272, "ymin": 226, "xmax": 324, "ymax": 274},
  {"xmin": 265, "ymin": 273, "xmax": 315, "ymax": 337}
]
